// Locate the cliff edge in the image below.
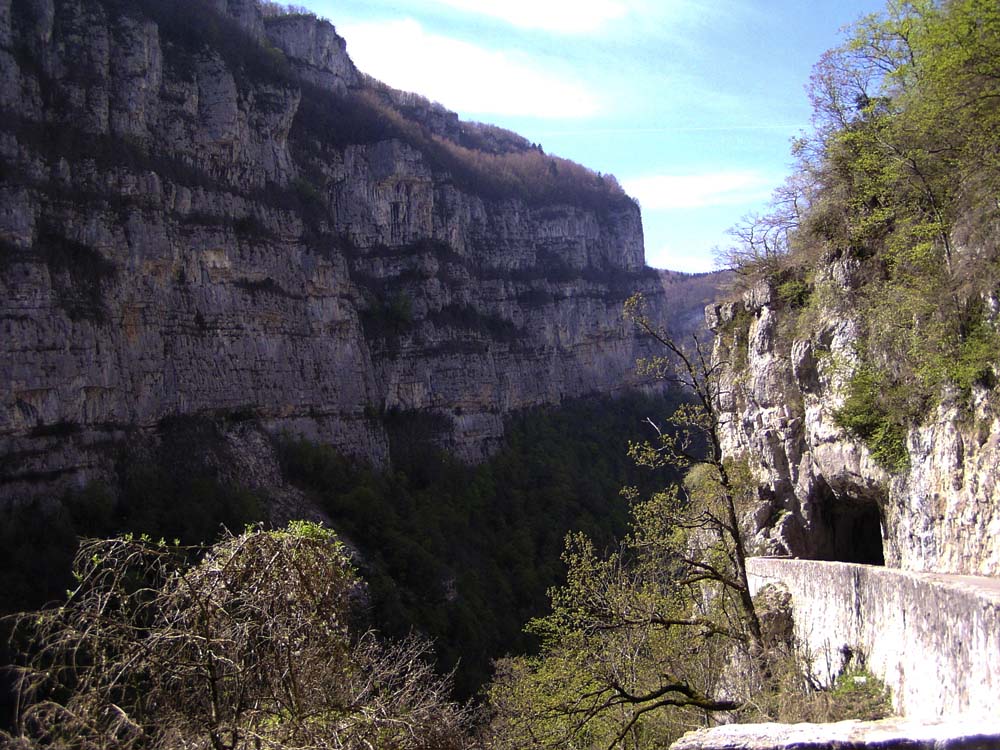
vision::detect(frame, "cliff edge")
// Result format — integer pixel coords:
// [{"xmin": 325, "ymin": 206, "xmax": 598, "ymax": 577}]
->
[{"xmin": 0, "ymin": 0, "xmax": 693, "ymax": 498}]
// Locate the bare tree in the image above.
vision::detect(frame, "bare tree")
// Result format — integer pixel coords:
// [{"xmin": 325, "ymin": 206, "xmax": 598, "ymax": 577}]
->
[
  {"xmin": 484, "ymin": 297, "xmax": 769, "ymax": 749},
  {"xmin": 623, "ymin": 294, "xmax": 762, "ymax": 651}
]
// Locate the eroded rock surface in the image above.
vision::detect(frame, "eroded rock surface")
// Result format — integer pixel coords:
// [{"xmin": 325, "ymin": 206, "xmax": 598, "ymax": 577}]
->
[
  {"xmin": 0, "ymin": 0, "xmax": 702, "ymax": 497},
  {"xmin": 711, "ymin": 261, "xmax": 1000, "ymax": 575}
]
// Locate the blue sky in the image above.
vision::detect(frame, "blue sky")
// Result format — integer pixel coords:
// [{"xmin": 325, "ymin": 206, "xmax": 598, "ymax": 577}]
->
[{"xmin": 295, "ymin": 0, "xmax": 887, "ymax": 272}]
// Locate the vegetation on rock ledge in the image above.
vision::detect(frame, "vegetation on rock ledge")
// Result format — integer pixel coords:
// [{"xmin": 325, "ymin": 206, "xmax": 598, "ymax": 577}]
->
[{"xmin": 719, "ymin": 0, "xmax": 1000, "ymax": 470}]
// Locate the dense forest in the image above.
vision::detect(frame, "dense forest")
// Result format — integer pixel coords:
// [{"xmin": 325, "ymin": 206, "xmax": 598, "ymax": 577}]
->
[
  {"xmin": 277, "ymin": 393, "xmax": 688, "ymax": 697},
  {"xmin": 0, "ymin": 392, "xmax": 687, "ymax": 727}
]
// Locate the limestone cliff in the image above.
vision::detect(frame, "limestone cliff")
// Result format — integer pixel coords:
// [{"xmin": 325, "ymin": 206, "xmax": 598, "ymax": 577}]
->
[
  {"xmin": 0, "ymin": 0, "xmax": 682, "ymax": 499},
  {"xmin": 710, "ymin": 262, "xmax": 1000, "ymax": 577}
]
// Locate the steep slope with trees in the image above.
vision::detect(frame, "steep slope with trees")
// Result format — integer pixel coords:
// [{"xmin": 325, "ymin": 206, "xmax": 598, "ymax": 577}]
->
[{"xmin": 712, "ymin": 0, "xmax": 1000, "ymax": 575}]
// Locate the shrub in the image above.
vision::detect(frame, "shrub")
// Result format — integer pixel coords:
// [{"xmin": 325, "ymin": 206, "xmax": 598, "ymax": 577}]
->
[
  {"xmin": 777, "ymin": 278, "xmax": 811, "ymax": 309},
  {"xmin": 833, "ymin": 366, "xmax": 910, "ymax": 472},
  {"xmin": 4, "ymin": 524, "xmax": 471, "ymax": 749},
  {"xmin": 826, "ymin": 666, "xmax": 892, "ymax": 721}
]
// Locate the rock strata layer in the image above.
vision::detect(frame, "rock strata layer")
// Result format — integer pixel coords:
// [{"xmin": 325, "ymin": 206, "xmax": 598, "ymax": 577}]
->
[{"xmin": 0, "ymin": 0, "xmax": 696, "ymax": 497}]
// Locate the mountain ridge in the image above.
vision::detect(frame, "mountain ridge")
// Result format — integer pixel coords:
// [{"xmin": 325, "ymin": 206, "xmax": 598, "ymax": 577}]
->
[{"xmin": 0, "ymin": 0, "xmax": 718, "ymax": 501}]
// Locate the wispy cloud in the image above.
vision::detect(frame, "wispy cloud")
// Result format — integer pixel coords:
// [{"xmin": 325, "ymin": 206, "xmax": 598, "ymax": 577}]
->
[
  {"xmin": 425, "ymin": 0, "xmax": 630, "ymax": 34},
  {"xmin": 529, "ymin": 125, "xmax": 803, "ymax": 136},
  {"xmin": 339, "ymin": 18, "xmax": 601, "ymax": 118},
  {"xmin": 622, "ymin": 171, "xmax": 776, "ymax": 210}
]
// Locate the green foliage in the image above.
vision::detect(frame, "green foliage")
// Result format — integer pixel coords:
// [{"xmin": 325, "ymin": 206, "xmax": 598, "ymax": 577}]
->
[
  {"xmin": 777, "ymin": 278, "xmax": 811, "ymax": 309},
  {"xmin": 833, "ymin": 366, "xmax": 910, "ymax": 472},
  {"xmin": 751, "ymin": 643, "xmax": 893, "ymax": 724},
  {"xmin": 485, "ymin": 294, "xmax": 769, "ymax": 746},
  {"xmin": 726, "ymin": 0, "xmax": 1000, "ymax": 430},
  {"xmin": 827, "ymin": 666, "xmax": 892, "ymax": 721},
  {"xmin": 949, "ymin": 317, "xmax": 1000, "ymax": 394},
  {"xmin": 278, "ymin": 393, "xmax": 687, "ymax": 699},
  {"xmin": 485, "ymin": 466, "xmax": 762, "ymax": 749},
  {"xmin": 715, "ymin": 305, "xmax": 753, "ymax": 373}
]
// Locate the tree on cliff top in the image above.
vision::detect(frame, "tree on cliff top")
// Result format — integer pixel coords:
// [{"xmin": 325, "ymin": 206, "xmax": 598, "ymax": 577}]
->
[
  {"xmin": 484, "ymin": 295, "xmax": 770, "ymax": 748},
  {"xmin": 3, "ymin": 522, "xmax": 470, "ymax": 750},
  {"xmin": 715, "ymin": 0, "xmax": 1000, "ymax": 470}
]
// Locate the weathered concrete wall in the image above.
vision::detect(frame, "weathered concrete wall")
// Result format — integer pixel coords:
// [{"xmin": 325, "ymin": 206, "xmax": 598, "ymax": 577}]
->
[
  {"xmin": 671, "ymin": 717, "xmax": 1000, "ymax": 750},
  {"xmin": 747, "ymin": 558, "xmax": 1000, "ymax": 719}
]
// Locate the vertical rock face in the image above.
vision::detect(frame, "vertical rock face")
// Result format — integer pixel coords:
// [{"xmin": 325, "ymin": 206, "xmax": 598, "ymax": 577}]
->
[
  {"xmin": 712, "ymin": 259, "xmax": 1000, "ymax": 576},
  {"xmin": 262, "ymin": 13, "xmax": 358, "ymax": 92},
  {"xmin": 0, "ymin": 0, "xmax": 674, "ymax": 498}
]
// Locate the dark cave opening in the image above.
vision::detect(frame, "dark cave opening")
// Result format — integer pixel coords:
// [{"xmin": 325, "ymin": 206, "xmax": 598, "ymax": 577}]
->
[{"xmin": 819, "ymin": 492, "xmax": 886, "ymax": 566}]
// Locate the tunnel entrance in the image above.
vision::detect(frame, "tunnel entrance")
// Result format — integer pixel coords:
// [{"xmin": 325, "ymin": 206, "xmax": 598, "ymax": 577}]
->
[
  {"xmin": 812, "ymin": 480, "xmax": 886, "ymax": 565},
  {"xmin": 802, "ymin": 477, "xmax": 885, "ymax": 565},
  {"xmin": 826, "ymin": 498, "xmax": 885, "ymax": 565}
]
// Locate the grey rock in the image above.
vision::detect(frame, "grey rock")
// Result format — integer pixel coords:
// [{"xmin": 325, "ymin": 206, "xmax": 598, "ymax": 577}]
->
[
  {"xmin": 712, "ymin": 252, "xmax": 1000, "ymax": 575},
  {"xmin": 747, "ymin": 557, "xmax": 1000, "ymax": 719},
  {"xmin": 264, "ymin": 14, "xmax": 359, "ymax": 92},
  {"xmin": 0, "ymin": 0, "xmax": 679, "ymax": 499}
]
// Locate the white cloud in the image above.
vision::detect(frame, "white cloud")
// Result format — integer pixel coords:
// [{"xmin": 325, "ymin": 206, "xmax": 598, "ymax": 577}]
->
[
  {"xmin": 426, "ymin": 0, "xmax": 630, "ymax": 34},
  {"xmin": 646, "ymin": 244, "xmax": 716, "ymax": 273},
  {"xmin": 339, "ymin": 18, "xmax": 600, "ymax": 118},
  {"xmin": 621, "ymin": 171, "xmax": 775, "ymax": 210}
]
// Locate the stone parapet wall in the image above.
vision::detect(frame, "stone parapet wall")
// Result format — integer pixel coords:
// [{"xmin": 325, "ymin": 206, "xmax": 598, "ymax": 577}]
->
[
  {"xmin": 670, "ymin": 718, "xmax": 1000, "ymax": 750},
  {"xmin": 747, "ymin": 558, "xmax": 1000, "ymax": 719}
]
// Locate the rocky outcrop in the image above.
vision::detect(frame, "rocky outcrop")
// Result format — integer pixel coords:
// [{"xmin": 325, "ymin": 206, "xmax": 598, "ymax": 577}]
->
[
  {"xmin": 262, "ymin": 12, "xmax": 359, "ymax": 92},
  {"xmin": 0, "ymin": 0, "xmax": 679, "ymax": 499},
  {"xmin": 710, "ymin": 260, "xmax": 1000, "ymax": 576}
]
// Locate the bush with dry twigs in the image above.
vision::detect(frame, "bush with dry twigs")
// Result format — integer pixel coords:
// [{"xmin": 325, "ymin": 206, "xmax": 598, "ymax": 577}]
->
[{"xmin": 3, "ymin": 521, "xmax": 470, "ymax": 750}]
